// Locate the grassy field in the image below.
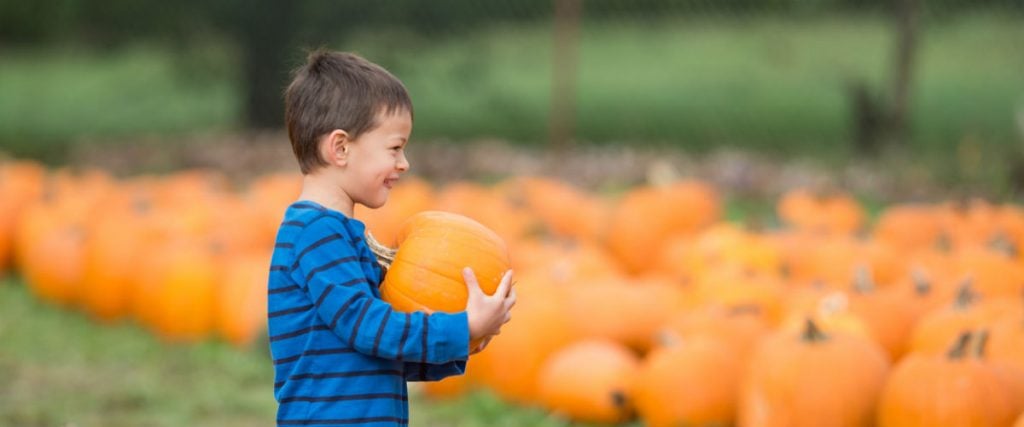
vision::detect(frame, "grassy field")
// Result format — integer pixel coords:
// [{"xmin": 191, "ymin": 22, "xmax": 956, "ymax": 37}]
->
[
  {"xmin": 1, "ymin": 14, "xmax": 1022, "ymax": 165},
  {"xmin": 0, "ymin": 278, "xmax": 634, "ymax": 427}
]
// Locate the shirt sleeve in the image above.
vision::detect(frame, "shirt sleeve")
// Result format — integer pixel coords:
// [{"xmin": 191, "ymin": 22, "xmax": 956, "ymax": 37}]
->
[
  {"xmin": 293, "ymin": 215, "xmax": 470, "ymax": 364},
  {"xmin": 403, "ymin": 361, "xmax": 468, "ymax": 382}
]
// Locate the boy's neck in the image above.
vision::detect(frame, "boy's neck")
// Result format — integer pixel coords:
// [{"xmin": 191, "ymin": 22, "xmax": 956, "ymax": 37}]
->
[{"xmin": 298, "ymin": 172, "xmax": 355, "ymax": 217}]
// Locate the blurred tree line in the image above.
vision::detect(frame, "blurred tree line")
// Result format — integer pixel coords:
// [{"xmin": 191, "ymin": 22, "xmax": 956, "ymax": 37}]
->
[{"xmin": 1, "ymin": 0, "xmax": 1020, "ymax": 154}]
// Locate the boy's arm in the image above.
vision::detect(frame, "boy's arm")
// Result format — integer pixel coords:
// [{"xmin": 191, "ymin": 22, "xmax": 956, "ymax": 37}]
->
[
  {"xmin": 403, "ymin": 361, "xmax": 467, "ymax": 382},
  {"xmin": 293, "ymin": 215, "xmax": 469, "ymax": 364}
]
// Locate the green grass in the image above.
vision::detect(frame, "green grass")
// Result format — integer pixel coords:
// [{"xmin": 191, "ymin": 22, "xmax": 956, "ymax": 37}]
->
[
  {"xmin": 0, "ymin": 278, "xmax": 633, "ymax": 427},
  {"xmin": 1, "ymin": 14, "xmax": 1022, "ymax": 165},
  {"xmin": 343, "ymin": 12, "xmax": 1024, "ymax": 159},
  {"xmin": 0, "ymin": 46, "xmax": 238, "ymax": 160}
]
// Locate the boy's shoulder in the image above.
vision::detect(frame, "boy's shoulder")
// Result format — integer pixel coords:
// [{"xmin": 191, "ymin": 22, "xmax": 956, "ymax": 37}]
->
[{"xmin": 280, "ymin": 201, "xmax": 367, "ymax": 242}]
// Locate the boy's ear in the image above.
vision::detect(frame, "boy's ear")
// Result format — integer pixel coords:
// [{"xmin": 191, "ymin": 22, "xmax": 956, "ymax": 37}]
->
[{"xmin": 323, "ymin": 129, "xmax": 350, "ymax": 166}]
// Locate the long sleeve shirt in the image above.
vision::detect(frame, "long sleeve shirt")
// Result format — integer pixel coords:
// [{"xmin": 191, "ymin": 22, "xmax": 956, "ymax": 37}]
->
[{"xmin": 267, "ymin": 201, "xmax": 469, "ymax": 426}]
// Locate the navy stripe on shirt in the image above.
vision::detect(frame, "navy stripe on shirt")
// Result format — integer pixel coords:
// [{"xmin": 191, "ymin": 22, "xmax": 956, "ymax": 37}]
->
[
  {"xmin": 281, "ymin": 393, "xmax": 407, "ymax": 404},
  {"xmin": 396, "ymin": 313, "xmax": 410, "ymax": 362},
  {"xmin": 292, "ymin": 233, "xmax": 345, "ymax": 270},
  {"xmin": 419, "ymin": 315, "xmax": 429, "ymax": 379},
  {"xmin": 371, "ymin": 309, "xmax": 392, "ymax": 357},
  {"xmin": 269, "ymin": 304, "xmax": 314, "ymax": 318},
  {"xmin": 269, "ymin": 284, "xmax": 300, "ymax": 295},
  {"xmin": 329, "ymin": 292, "xmax": 366, "ymax": 330},
  {"xmin": 304, "ymin": 256, "xmax": 363, "ymax": 283},
  {"xmin": 290, "ymin": 369, "xmax": 402, "ymax": 381},
  {"xmin": 291, "ymin": 202, "xmax": 326, "ymax": 211},
  {"xmin": 274, "ymin": 347, "xmax": 356, "ymax": 365},
  {"xmin": 270, "ymin": 325, "xmax": 330, "ymax": 342},
  {"xmin": 347, "ymin": 302, "xmax": 373, "ymax": 348}
]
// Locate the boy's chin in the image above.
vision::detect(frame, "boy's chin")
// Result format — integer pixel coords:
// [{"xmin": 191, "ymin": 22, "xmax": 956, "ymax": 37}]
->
[{"xmin": 361, "ymin": 197, "xmax": 388, "ymax": 210}]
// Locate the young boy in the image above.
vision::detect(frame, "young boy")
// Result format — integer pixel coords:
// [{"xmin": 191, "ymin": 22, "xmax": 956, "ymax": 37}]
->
[{"xmin": 268, "ymin": 50, "xmax": 516, "ymax": 426}]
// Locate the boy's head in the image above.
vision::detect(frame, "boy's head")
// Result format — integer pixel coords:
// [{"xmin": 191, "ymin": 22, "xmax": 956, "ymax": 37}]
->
[{"xmin": 284, "ymin": 50, "xmax": 413, "ymax": 174}]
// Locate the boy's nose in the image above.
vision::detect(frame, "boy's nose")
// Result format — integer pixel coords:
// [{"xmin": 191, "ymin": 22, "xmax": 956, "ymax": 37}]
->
[{"xmin": 396, "ymin": 152, "xmax": 410, "ymax": 172}]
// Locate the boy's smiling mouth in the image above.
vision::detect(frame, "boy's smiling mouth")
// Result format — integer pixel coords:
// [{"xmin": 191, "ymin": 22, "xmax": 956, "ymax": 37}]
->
[{"xmin": 384, "ymin": 176, "xmax": 400, "ymax": 189}]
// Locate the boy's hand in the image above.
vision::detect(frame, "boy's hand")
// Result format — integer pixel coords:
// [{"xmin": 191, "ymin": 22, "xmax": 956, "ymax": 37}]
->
[
  {"xmin": 470, "ymin": 336, "xmax": 492, "ymax": 355},
  {"xmin": 463, "ymin": 268, "xmax": 516, "ymax": 344}
]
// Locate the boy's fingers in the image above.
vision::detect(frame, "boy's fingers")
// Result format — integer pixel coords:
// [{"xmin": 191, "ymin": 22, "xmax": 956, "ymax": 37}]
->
[
  {"xmin": 505, "ymin": 288, "xmax": 517, "ymax": 309},
  {"xmin": 502, "ymin": 311, "xmax": 512, "ymax": 324},
  {"xmin": 494, "ymin": 270, "xmax": 513, "ymax": 298}
]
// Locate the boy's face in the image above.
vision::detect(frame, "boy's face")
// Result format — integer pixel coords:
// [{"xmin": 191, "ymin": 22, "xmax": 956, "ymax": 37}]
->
[{"xmin": 340, "ymin": 109, "xmax": 412, "ymax": 210}]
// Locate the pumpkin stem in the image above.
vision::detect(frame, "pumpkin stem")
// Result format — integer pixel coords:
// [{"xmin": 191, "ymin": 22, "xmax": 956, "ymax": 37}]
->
[
  {"xmin": 910, "ymin": 267, "xmax": 931, "ymax": 296},
  {"xmin": 610, "ymin": 390, "xmax": 628, "ymax": 408},
  {"xmin": 935, "ymin": 232, "xmax": 953, "ymax": 253},
  {"xmin": 365, "ymin": 231, "xmax": 397, "ymax": 270},
  {"xmin": 852, "ymin": 264, "xmax": 875, "ymax": 294},
  {"xmin": 728, "ymin": 304, "xmax": 763, "ymax": 316},
  {"xmin": 972, "ymin": 329, "xmax": 989, "ymax": 359},
  {"xmin": 802, "ymin": 318, "xmax": 829, "ymax": 343},
  {"xmin": 946, "ymin": 330, "xmax": 973, "ymax": 360},
  {"xmin": 655, "ymin": 330, "xmax": 682, "ymax": 348},
  {"xmin": 953, "ymin": 277, "xmax": 976, "ymax": 309},
  {"xmin": 989, "ymin": 233, "xmax": 1018, "ymax": 258}
]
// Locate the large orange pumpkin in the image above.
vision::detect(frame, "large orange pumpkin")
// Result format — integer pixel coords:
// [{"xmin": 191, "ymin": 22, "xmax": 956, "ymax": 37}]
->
[
  {"xmin": 606, "ymin": 180, "xmax": 720, "ymax": 275},
  {"xmin": 634, "ymin": 336, "xmax": 743, "ymax": 427},
  {"xmin": 471, "ymin": 282, "xmax": 573, "ymax": 404},
  {"xmin": 376, "ymin": 211, "xmax": 511, "ymax": 350},
  {"xmin": 739, "ymin": 319, "xmax": 890, "ymax": 427},
  {"xmin": 537, "ymin": 339, "xmax": 640, "ymax": 424},
  {"xmin": 878, "ymin": 331, "xmax": 1021, "ymax": 427}
]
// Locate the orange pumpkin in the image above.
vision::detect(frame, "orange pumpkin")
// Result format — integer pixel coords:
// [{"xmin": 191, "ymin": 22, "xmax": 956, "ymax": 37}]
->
[
  {"xmin": 658, "ymin": 304, "xmax": 769, "ymax": 362},
  {"xmin": 873, "ymin": 204, "xmax": 942, "ymax": 251},
  {"xmin": 537, "ymin": 339, "xmax": 640, "ymax": 424},
  {"xmin": 878, "ymin": 331, "xmax": 1021, "ymax": 427},
  {"xmin": 514, "ymin": 176, "xmax": 610, "ymax": 242},
  {"xmin": 606, "ymin": 180, "xmax": 720, "ymax": 275},
  {"xmin": 0, "ymin": 160, "xmax": 46, "ymax": 274},
  {"xmin": 634, "ymin": 336, "xmax": 743, "ymax": 427},
  {"xmin": 777, "ymin": 187, "xmax": 865, "ymax": 236},
  {"xmin": 472, "ymin": 282, "xmax": 573, "ymax": 404},
  {"xmin": 989, "ymin": 312, "xmax": 1024, "ymax": 374},
  {"xmin": 136, "ymin": 239, "xmax": 219, "ymax": 342},
  {"xmin": 80, "ymin": 198, "xmax": 156, "ymax": 322},
  {"xmin": 563, "ymin": 277, "xmax": 688, "ymax": 352},
  {"xmin": 216, "ymin": 251, "xmax": 271, "ymax": 348},
  {"xmin": 377, "ymin": 211, "xmax": 511, "ymax": 350},
  {"xmin": 739, "ymin": 319, "xmax": 889, "ymax": 427},
  {"xmin": 908, "ymin": 284, "xmax": 1021, "ymax": 355},
  {"xmin": 15, "ymin": 197, "xmax": 90, "ymax": 307}
]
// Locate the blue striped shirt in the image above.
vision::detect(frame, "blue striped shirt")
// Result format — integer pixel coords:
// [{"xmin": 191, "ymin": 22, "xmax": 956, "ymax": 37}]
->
[{"xmin": 268, "ymin": 201, "xmax": 469, "ymax": 426}]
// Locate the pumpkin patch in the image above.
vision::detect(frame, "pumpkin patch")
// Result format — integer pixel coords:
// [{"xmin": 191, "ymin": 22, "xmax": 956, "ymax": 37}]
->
[{"xmin": 4, "ymin": 159, "xmax": 1024, "ymax": 426}]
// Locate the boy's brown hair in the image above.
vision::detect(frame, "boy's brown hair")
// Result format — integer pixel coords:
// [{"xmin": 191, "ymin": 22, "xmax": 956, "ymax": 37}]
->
[{"xmin": 284, "ymin": 50, "xmax": 413, "ymax": 174}]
